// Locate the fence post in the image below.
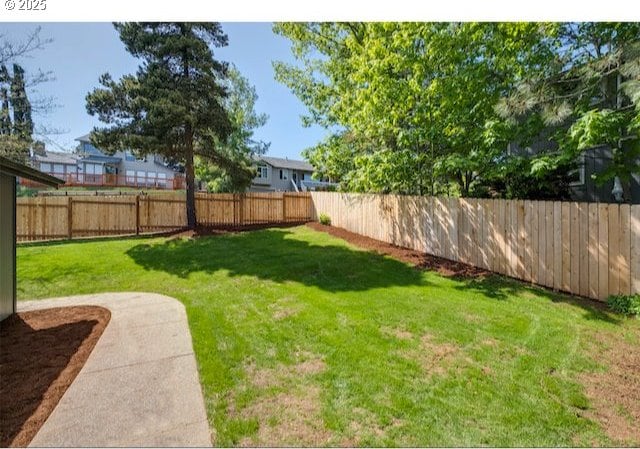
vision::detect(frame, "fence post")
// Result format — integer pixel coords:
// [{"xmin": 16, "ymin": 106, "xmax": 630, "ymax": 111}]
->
[
  {"xmin": 239, "ymin": 193, "xmax": 245, "ymax": 226},
  {"xmin": 67, "ymin": 196, "xmax": 73, "ymax": 239},
  {"xmin": 135, "ymin": 195, "xmax": 140, "ymax": 235},
  {"xmin": 282, "ymin": 193, "xmax": 287, "ymax": 223}
]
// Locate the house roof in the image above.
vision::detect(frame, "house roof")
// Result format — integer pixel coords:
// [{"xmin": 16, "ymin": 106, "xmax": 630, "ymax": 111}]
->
[
  {"xmin": 258, "ymin": 156, "xmax": 314, "ymax": 172},
  {"xmin": 35, "ymin": 151, "xmax": 78, "ymax": 165},
  {"xmin": 76, "ymin": 133, "xmax": 91, "ymax": 143},
  {"xmin": 0, "ymin": 155, "xmax": 64, "ymax": 187},
  {"xmin": 80, "ymin": 155, "xmax": 122, "ymax": 164}
]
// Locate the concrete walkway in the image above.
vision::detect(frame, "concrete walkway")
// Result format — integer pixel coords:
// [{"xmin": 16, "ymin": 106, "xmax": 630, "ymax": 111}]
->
[{"xmin": 20, "ymin": 292, "xmax": 212, "ymax": 447}]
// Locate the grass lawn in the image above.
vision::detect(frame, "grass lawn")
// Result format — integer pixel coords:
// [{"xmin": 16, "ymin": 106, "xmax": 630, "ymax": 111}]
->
[{"xmin": 17, "ymin": 226, "xmax": 640, "ymax": 447}]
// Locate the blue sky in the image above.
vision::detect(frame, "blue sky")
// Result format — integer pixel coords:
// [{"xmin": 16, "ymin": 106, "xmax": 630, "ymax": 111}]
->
[{"xmin": 0, "ymin": 22, "xmax": 328, "ymax": 160}]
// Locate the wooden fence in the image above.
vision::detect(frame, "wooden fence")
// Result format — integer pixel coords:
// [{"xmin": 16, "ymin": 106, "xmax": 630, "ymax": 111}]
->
[
  {"xmin": 16, "ymin": 192, "xmax": 312, "ymax": 242},
  {"xmin": 310, "ymin": 192, "xmax": 640, "ymax": 301}
]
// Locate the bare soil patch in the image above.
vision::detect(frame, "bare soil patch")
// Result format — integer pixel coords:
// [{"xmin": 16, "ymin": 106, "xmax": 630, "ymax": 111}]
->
[
  {"xmin": 307, "ymin": 222, "xmax": 488, "ymax": 278},
  {"xmin": 0, "ymin": 306, "xmax": 110, "ymax": 447},
  {"xmin": 579, "ymin": 335, "xmax": 640, "ymax": 445},
  {"xmin": 381, "ymin": 326, "xmax": 414, "ymax": 340},
  {"xmin": 239, "ymin": 386, "xmax": 332, "ymax": 447},
  {"xmin": 236, "ymin": 352, "xmax": 331, "ymax": 445},
  {"xmin": 418, "ymin": 334, "xmax": 460, "ymax": 375},
  {"xmin": 245, "ymin": 352, "xmax": 326, "ymax": 389}
]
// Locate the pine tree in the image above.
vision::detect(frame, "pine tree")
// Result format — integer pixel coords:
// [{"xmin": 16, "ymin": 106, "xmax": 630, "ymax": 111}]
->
[
  {"xmin": 0, "ymin": 89, "xmax": 11, "ymax": 135},
  {"xmin": 86, "ymin": 22, "xmax": 233, "ymax": 228},
  {"xmin": 0, "ymin": 65, "xmax": 10, "ymax": 135},
  {"xmin": 10, "ymin": 64, "xmax": 33, "ymax": 140}
]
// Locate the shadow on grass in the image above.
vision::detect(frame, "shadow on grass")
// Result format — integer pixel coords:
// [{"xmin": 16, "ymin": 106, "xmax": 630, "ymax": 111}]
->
[
  {"xmin": 453, "ymin": 274, "xmax": 622, "ymax": 324},
  {"xmin": 125, "ymin": 228, "xmax": 426, "ymax": 293}
]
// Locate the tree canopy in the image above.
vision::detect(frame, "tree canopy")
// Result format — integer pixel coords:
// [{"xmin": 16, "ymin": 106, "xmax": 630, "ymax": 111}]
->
[
  {"xmin": 275, "ymin": 22, "xmax": 640, "ymax": 200},
  {"xmin": 195, "ymin": 65, "xmax": 269, "ymax": 193},
  {"xmin": 86, "ymin": 22, "xmax": 235, "ymax": 227}
]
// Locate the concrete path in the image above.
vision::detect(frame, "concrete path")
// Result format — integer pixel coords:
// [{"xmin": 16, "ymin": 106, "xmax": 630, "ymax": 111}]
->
[{"xmin": 19, "ymin": 292, "xmax": 212, "ymax": 447}]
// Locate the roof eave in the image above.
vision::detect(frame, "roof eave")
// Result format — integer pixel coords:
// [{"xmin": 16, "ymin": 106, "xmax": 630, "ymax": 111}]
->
[{"xmin": 0, "ymin": 156, "xmax": 65, "ymax": 187}]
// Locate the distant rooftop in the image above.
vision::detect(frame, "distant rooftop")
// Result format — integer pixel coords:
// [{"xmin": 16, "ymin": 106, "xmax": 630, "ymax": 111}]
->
[
  {"xmin": 34, "ymin": 151, "xmax": 78, "ymax": 165},
  {"xmin": 258, "ymin": 156, "xmax": 313, "ymax": 172}
]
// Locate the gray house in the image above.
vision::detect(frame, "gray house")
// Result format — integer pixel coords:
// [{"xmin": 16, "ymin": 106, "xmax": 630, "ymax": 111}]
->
[
  {"xmin": 0, "ymin": 156, "xmax": 63, "ymax": 321},
  {"xmin": 251, "ymin": 156, "xmax": 336, "ymax": 192},
  {"xmin": 29, "ymin": 135, "xmax": 184, "ymax": 189},
  {"xmin": 511, "ymin": 138, "xmax": 640, "ymax": 204}
]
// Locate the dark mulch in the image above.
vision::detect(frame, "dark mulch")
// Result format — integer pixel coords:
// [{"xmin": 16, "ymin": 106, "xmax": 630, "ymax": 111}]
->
[
  {"xmin": 307, "ymin": 222, "xmax": 489, "ymax": 278},
  {"xmin": 167, "ymin": 222, "xmax": 309, "ymax": 240},
  {"xmin": 0, "ymin": 306, "xmax": 110, "ymax": 447}
]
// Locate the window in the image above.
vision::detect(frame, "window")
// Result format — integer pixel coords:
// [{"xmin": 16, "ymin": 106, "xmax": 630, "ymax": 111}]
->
[
  {"xmin": 85, "ymin": 163, "xmax": 101, "ymax": 175},
  {"xmin": 279, "ymin": 169, "xmax": 287, "ymax": 180},
  {"xmin": 126, "ymin": 170, "xmax": 135, "ymax": 184},
  {"xmin": 40, "ymin": 163, "xmax": 51, "ymax": 173},
  {"xmin": 136, "ymin": 171, "xmax": 146, "ymax": 184},
  {"xmin": 568, "ymin": 155, "xmax": 585, "ymax": 186},
  {"xmin": 124, "ymin": 150, "xmax": 136, "ymax": 162},
  {"xmin": 157, "ymin": 172, "xmax": 167, "ymax": 188},
  {"xmin": 53, "ymin": 164, "xmax": 64, "ymax": 174},
  {"xmin": 256, "ymin": 164, "xmax": 268, "ymax": 179},
  {"xmin": 301, "ymin": 173, "xmax": 305, "ymax": 180}
]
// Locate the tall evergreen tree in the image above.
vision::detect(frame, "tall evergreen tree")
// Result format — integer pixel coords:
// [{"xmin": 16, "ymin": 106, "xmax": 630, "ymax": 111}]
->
[
  {"xmin": 0, "ymin": 65, "xmax": 11, "ymax": 135},
  {"xmin": 10, "ymin": 63, "xmax": 33, "ymax": 140},
  {"xmin": 0, "ymin": 88, "xmax": 10, "ymax": 135},
  {"xmin": 86, "ymin": 22, "xmax": 233, "ymax": 228}
]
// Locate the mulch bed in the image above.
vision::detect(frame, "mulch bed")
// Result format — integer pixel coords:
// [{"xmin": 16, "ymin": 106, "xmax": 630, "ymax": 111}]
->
[
  {"xmin": 0, "ymin": 306, "xmax": 111, "ymax": 447},
  {"xmin": 306, "ymin": 222, "xmax": 489, "ymax": 278}
]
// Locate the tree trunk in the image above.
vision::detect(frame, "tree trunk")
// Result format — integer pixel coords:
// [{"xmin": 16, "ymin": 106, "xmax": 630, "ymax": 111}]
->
[{"xmin": 185, "ymin": 129, "xmax": 197, "ymax": 229}]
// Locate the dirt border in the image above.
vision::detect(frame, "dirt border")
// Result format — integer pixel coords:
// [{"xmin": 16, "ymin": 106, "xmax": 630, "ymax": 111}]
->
[
  {"xmin": 306, "ymin": 222, "xmax": 489, "ymax": 278},
  {"xmin": 0, "ymin": 306, "xmax": 111, "ymax": 447}
]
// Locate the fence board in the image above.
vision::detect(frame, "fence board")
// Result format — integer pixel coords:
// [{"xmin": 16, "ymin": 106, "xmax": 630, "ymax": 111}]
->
[
  {"xmin": 619, "ymin": 204, "xmax": 631, "ymax": 296},
  {"xmin": 579, "ymin": 203, "xmax": 589, "ymax": 297},
  {"xmin": 608, "ymin": 204, "xmax": 620, "ymax": 296},
  {"xmin": 632, "ymin": 206, "xmax": 640, "ymax": 295},
  {"xmin": 598, "ymin": 204, "xmax": 609, "ymax": 300},
  {"xmin": 588, "ymin": 204, "xmax": 599, "ymax": 299},
  {"xmin": 553, "ymin": 202, "xmax": 562, "ymax": 291}
]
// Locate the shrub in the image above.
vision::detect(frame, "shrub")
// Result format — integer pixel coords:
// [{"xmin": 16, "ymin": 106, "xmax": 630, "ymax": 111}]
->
[
  {"xmin": 318, "ymin": 213, "xmax": 331, "ymax": 226},
  {"xmin": 607, "ymin": 294, "xmax": 640, "ymax": 316}
]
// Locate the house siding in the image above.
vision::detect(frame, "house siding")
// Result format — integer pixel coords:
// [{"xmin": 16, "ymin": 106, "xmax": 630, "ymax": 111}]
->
[
  {"xmin": 510, "ymin": 138, "xmax": 640, "ymax": 204},
  {"xmin": 249, "ymin": 164, "xmax": 314, "ymax": 192},
  {"xmin": 0, "ymin": 173, "xmax": 16, "ymax": 321}
]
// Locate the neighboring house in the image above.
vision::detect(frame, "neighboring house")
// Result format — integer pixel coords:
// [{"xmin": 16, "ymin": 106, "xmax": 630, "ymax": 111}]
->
[
  {"xmin": 511, "ymin": 134, "xmax": 640, "ymax": 205},
  {"xmin": 251, "ymin": 156, "xmax": 336, "ymax": 192},
  {"xmin": 29, "ymin": 135, "xmax": 185, "ymax": 190}
]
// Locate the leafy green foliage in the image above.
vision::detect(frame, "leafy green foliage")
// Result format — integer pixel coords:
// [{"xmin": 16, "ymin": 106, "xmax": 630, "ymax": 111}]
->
[
  {"xmin": 499, "ymin": 23, "xmax": 640, "ymax": 195},
  {"xmin": 195, "ymin": 66, "xmax": 268, "ymax": 193},
  {"xmin": 277, "ymin": 22, "xmax": 640, "ymax": 199},
  {"xmin": 318, "ymin": 213, "xmax": 331, "ymax": 225},
  {"xmin": 607, "ymin": 294, "xmax": 640, "ymax": 316},
  {"xmin": 86, "ymin": 23, "xmax": 233, "ymax": 227},
  {"xmin": 275, "ymin": 23, "xmax": 556, "ymax": 197}
]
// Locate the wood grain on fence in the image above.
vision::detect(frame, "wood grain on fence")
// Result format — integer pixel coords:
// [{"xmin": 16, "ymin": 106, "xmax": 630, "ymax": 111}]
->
[
  {"xmin": 16, "ymin": 192, "xmax": 312, "ymax": 242},
  {"xmin": 310, "ymin": 192, "xmax": 639, "ymax": 301}
]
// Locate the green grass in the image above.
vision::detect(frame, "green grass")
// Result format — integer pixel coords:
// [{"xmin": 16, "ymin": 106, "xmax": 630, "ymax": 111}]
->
[{"xmin": 17, "ymin": 226, "xmax": 640, "ymax": 446}]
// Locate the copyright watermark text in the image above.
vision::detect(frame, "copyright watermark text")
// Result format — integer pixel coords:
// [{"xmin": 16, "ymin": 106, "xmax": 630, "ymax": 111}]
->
[{"xmin": 4, "ymin": 0, "xmax": 47, "ymax": 11}]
